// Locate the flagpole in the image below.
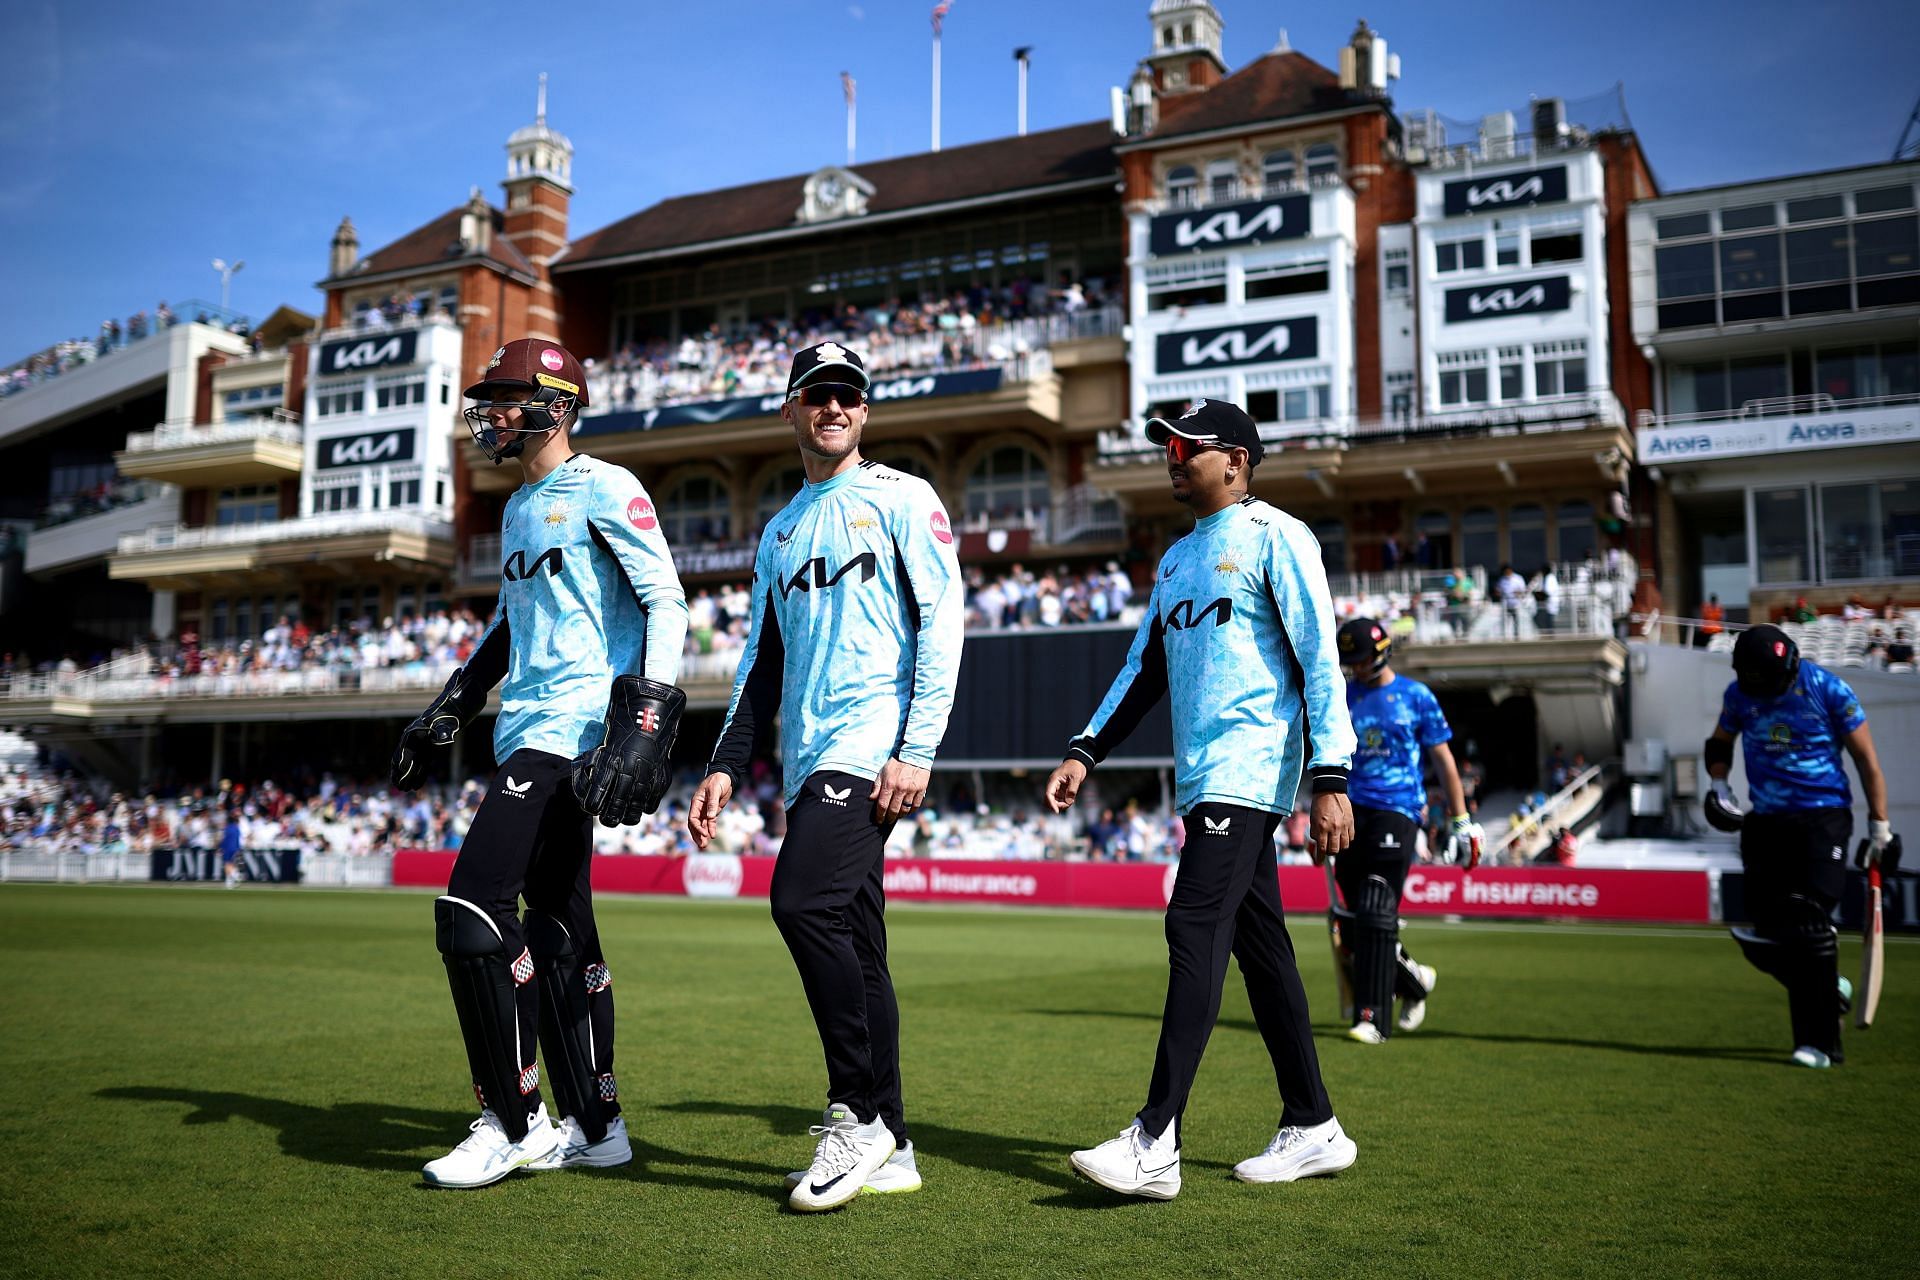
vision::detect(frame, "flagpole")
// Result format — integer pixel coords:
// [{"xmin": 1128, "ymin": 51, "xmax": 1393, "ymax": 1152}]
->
[
  {"xmin": 931, "ymin": 27, "xmax": 942, "ymax": 152},
  {"xmin": 843, "ymin": 71, "xmax": 856, "ymax": 165}
]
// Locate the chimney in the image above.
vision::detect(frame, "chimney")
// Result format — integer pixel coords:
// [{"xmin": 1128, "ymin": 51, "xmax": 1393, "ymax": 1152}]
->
[
  {"xmin": 460, "ymin": 186, "xmax": 492, "ymax": 255},
  {"xmin": 329, "ymin": 216, "xmax": 359, "ymax": 278}
]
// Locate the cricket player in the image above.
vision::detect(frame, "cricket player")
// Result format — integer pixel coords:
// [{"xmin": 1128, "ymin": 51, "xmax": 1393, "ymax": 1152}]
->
[
  {"xmin": 688, "ymin": 340, "xmax": 963, "ymax": 1212},
  {"xmin": 1044, "ymin": 399, "xmax": 1358, "ymax": 1199},
  {"xmin": 1704, "ymin": 624, "xmax": 1894, "ymax": 1068},
  {"xmin": 1334, "ymin": 617, "xmax": 1482, "ymax": 1042},
  {"xmin": 393, "ymin": 338, "xmax": 689, "ymax": 1186}
]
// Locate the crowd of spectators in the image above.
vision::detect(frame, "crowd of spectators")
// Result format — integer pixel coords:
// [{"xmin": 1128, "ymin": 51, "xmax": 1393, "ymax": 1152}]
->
[
  {"xmin": 963, "ymin": 562, "xmax": 1138, "ymax": 630},
  {"xmin": 2, "ymin": 301, "xmax": 256, "ymax": 399},
  {"xmin": 583, "ymin": 276, "xmax": 1112, "ymax": 414}
]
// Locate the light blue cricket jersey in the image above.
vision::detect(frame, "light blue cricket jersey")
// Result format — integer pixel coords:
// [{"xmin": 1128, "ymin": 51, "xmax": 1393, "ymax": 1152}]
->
[
  {"xmin": 1069, "ymin": 496, "xmax": 1355, "ymax": 815},
  {"xmin": 708, "ymin": 459, "xmax": 964, "ymax": 803},
  {"xmin": 476, "ymin": 453, "xmax": 688, "ymax": 761}
]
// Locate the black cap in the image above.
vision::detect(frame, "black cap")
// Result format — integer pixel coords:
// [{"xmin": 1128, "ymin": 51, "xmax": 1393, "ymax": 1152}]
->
[
  {"xmin": 786, "ymin": 341, "xmax": 870, "ymax": 396},
  {"xmin": 1144, "ymin": 399, "xmax": 1264, "ymax": 465}
]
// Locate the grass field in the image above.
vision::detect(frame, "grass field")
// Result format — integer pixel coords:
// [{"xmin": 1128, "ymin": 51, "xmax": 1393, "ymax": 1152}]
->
[{"xmin": 1, "ymin": 885, "xmax": 1914, "ymax": 1279}]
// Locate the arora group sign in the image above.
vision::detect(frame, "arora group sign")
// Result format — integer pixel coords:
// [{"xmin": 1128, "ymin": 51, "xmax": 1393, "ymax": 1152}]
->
[{"xmin": 1637, "ymin": 403, "xmax": 1920, "ymax": 463}]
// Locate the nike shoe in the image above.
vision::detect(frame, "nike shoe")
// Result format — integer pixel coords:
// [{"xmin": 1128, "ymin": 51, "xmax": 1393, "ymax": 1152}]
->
[
  {"xmin": 1790, "ymin": 1046, "xmax": 1832, "ymax": 1070},
  {"xmin": 1069, "ymin": 1119, "xmax": 1180, "ymax": 1200},
  {"xmin": 423, "ymin": 1105, "xmax": 560, "ymax": 1189},
  {"xmin": 1398, "ymin": 964, "xmax": 1437, "ymax": 1031},
  {"xmin": 530, "ymin": 1115, "xmax": 632, "ymax": 1170},
  {"xmin": 785, "ymin": 1140, "xmax": 921, "ymax": 1195},
  {"xmin": 1837, "ymin": 976, "xmax": 1854, "ymax": 1017},
  {"xmin": 1347, "ymin": 1021, "xmax": 1387, "ymax": 1045},
  {"xmin": 788, "ymin": 1104, "xmax": 896, "ymax": 1212},
  {"xmin": 1233, "ymin": 1117, "xmax": 1358, "ymax": 1184}
]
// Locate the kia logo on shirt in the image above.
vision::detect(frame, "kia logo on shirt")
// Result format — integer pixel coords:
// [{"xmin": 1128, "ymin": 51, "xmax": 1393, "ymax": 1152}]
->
[
  {"xmin": 1443, "ymin": 276, "xmax": 1572, "ymax": 324},
  {"xmin": 315, "ymin": 428, "xmax": 416, "ymax": 469},
  {"xmin": 1148, "ymin": 194, "xmax": 1311, "ymax": 255},
  {"xmin": 317, "ymin": 330, "xmax": 419, "ymax": 373},
  {"xmin": 1441, "ymin": 166, "xmax": 1568, "ymax": 216},
  {"xmin": 1156, "ymin": 317, "xmax": 1318, "ymax": 373}
]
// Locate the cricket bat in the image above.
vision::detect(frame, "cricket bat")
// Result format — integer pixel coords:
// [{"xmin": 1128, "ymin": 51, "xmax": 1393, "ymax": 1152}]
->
[
  {"xmin": 1857, "ymin": 862, "xmax": 1883, "ymax": 1029},
  {"xmin": 1324, "ymin": 860, "xmax": 1354, "ymax": 1022}
]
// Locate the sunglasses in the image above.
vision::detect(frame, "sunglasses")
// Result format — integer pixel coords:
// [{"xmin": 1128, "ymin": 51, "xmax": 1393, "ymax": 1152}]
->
[
  {"xmin": 1165, "ymin": 436, "xmax": 1233, "ymax": 464},
  {"xmin": 792, "ymin": 382, "xmax": 867, "ymax": 408}
]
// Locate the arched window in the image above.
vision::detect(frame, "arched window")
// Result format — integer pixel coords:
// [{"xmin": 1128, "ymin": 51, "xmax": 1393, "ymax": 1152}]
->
[
  {"xmin": 1461, "ymin": 506, "xmax": 1499, "ymax": 573},
  {"xmin": 1310, "ymin": 518, "xmax": 1347, "ymax": 580},
  {"xmin": 965, "ymin": 445, "xmax": 1049, "ymax": 522},
  {"xmin": 1261, "ymin": 149, "xmax": 1296, "ymax": 193},
  {"xmin": 1205, "ymin": 159, "xmax": 1238, "ymax": 204},
  {"xmin": 1415, "ymin": 509, "xmax": 1453, "ymax": 568},
  {"xmin": 1166, "ymin": 165, "xmax": 1198, "ymax": 207},
  {"xmin": 1305, "ymin": 142, "xmax": 1339, "ymax": 184},
  {"xmin": 754, "ymin": 467, "xmax": 805, "ymax": 534},
  {"xmin": 1556, "ymin": 500, "xmax": 1597, "ymax": 564},
  {"xmin": 1508, "ymin": 503, "xmax": 1547, "ymax": 574},
  {"xmin": 661, "ymin": 474, "xmax": 732, "ymax": 546}
]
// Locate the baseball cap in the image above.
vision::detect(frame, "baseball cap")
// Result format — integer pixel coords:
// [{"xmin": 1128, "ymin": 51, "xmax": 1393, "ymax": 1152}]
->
[
  {"xmin": 1145, "ymin": 399, "xmax": 1264, "ymax": 465},
  {"xmin": 465, "ymin": 338, "xmax": 591, "ymax": 408},
  {"xmin": 786, "ymin": 341, "xmax": 870, "ymax": 396}
]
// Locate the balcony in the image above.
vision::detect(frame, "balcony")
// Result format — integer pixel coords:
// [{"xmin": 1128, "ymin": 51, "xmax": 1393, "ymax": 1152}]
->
[
  {"xmin": 115, "ymin": 415, "xmax": 304, "ymax": 487},
  {"xmin": 22, "ymin": 482, "xmax": 180, "ymax": 577},
  {"xmin": 110, "ymin": 509, "xmax": 455, "ymax": 587},
  {"xmin": 1634, "ymin": 392, "xmax": 1920, "ymax": 465}
]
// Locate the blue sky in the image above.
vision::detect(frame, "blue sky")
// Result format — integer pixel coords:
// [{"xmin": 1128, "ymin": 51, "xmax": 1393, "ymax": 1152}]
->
[{"xmin": 3, "ymin": 0, "xmax": 1916, "ymax": 362}]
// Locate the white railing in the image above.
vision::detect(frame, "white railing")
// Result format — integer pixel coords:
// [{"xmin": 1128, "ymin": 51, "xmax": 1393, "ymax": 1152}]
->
[
  {"xmin": 1145, "ymin": 173, "xmax": 1345, "ymax": 215},
  {"xmin": 1634, "ymin": 390, "xmax": 1920, "ymax": 431},
  {"xmin": 1486, "ymin": 761, "xmax": 1609, "ymax": 864},
  {"xmin": 116, "ymin": 510, "xmax": 453, "ymax": 556},
  {"xmin": 123, "ymin": 418, "xmax": 302, "ymax": 452}
]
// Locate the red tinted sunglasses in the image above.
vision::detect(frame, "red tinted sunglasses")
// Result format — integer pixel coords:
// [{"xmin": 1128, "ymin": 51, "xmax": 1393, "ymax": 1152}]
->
[{"xmin": 1165, "ymin": 436, "xmax": 1231, "ymax": 464}]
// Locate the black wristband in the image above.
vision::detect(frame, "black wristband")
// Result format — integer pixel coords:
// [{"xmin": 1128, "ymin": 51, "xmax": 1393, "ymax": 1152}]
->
[
  {"xmin": 1066, "ymin": 745, "xmax": 1096, "ymax": 769},
  {"xmin": 1310, "ymin": 767, "xmax": 1350, "ymax": 796}
]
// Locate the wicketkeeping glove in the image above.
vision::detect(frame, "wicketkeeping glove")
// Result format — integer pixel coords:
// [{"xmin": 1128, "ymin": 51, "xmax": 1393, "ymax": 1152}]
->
[
  {"xmin": 390, "ymin": 667, "xmax": 490, "ymax": 791},
  {"xmin": 1444, "ymin": 814, "xmax": 1485, "ymax": 869},
  {"xmin": 572, "ymin": 677, "xmax": 687, "ymax": 826},
  {"xmin": 1703, "ymin": 778, "xmax": 1745, "ymax": 833},
  {"xmin": 1855, "ymin": 821, "xmax": 1902, "ymax": 876}
]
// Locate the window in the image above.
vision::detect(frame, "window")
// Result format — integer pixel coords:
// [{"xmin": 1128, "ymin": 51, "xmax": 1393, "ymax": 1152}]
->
[
  {"xmin": 1166, "ymin": 165, "xmax": 1198, "ymax": 207},
  {"xmin": 661, "ymin": 475, "xmax": 732, "ymax": 545},
  {"xmin": 1205, "ymin": 159, "xmax": 1238, "ymax": 204},
  {"xmin": 1305, "ymin": 143, "xmax": 1339, "ymax": 184},
  {"xmin": 1720, "ymin": 204, "xmax": 1776, "ymax": 232},
  {"xmin": 1461, "ymin": 507, "xmax": 1499, "ymax": 572},
  {"xmin": 313, "ymin": 483, "xmax": 361, "ymax": 514},
  {"xmin": 1753, "ymin": 487, "xmax": 1811, "ymax": 583},
  {"xmin": 375, "ymin": 380, "xmax": 426, "ymax": 410},
  {"xmin": 1508, "ymin": 504, "xmax": 1547, "ymax": 573},
  {"xmin": 1555, "ymin": 501, "xmax": 1596, "ymax": 563},
  {"xmin": 1854, "ymin": 214, "xmax": 1918, "ymax": 277},
  {"xmin": 1146, "ymin": 259, "xmax": 1227, "ymax": 311},
  {"xmin": 1416, "ymin": 510, "xmax": 1453, "ymax": 566},
  {"xmin": 965, "ymin": 445, "xmax": 1050, "ymax": 520},
  {"xmin": 1261, "ymin": 149, "xmax": 1296, "ymax": 192},
  {"xmin": 388, "ymin": 478, "xmax": 422, "ymax": 507},
  {"xmin": 1726, "ymin": 354, "xmax": 1787, "ymax": 408},
  {"xmin": 1383, "ymin": 247, "xmax": 1410, "ymax": 296},
  {"xmin": 223, "ymin": 385, "xmax": 283, "ymax": 419},
  {"xmin": 1495, "ymin": 232, "xmax": 1520, "ymax": 268},
  {"xmin": 315, "ymin": 387, "xmax": 365, "ymax": 417},
  {"xmin": 1243, "ymin": 259, "xmax": 1329, "ymax": 300},
  {"xmin": 1498, "ymin": 347, "xmax": 1525, "ymax": 401},
  {"xmin": 1530, "ymin": 230, "xmax": 1583, "ymax": 264},
  {"xmin": 1655, "ymin": 242, "xmax": 1716, "ymax": 299},
  {"xmin": 1656, "ymin": 212, "xmax": 1712, "ymax": 239},
  {"xmin": 756, "ymin": 467, "xmax": 805, "ymax": 531},
  {"xmin": 1436, "ymin": 238, "xmax": 1485, "ymax": 274},
  {"xmin": 215, "ymin": 484, "xmax": 278, "ymax": 527},
  {"xmin": 1786, "ymin": 194, "xmax": 1844, "ymax": 224},
  {"xmin": 1437, "ymin": 352, "xmax": 1489, "ymax": 407},
  {"xmin": 1856, "ymin": 185, "xmax": 1916, "ymax": 214},
  {"xmin": 1309, "ymin": 518, "xmax": 1346, "ymax": 577},
  {"xmin": 1784, "ymin": 224, "xmax": 1851, "ymax": 284},
  {"xmin": 1533, "ymin": 345, "xmax": 1587, "ymax": 397}
]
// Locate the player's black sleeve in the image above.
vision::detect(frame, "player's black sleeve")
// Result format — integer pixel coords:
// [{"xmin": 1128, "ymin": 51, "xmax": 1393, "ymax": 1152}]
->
[
  {"xmin": 465, "ymin": 610, "xmax": 511, "ymax": 692},
  {"xmin": 707, "ymin": 586, "xmax": 786, "ymax": 788},
  {"xmin": 1066, "ymin": 614, "xmax": 1168, "ymax": 768}
]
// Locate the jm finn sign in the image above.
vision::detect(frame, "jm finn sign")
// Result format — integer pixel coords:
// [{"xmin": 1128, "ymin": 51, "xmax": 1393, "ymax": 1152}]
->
[{"xmin": 1636, "ymin": 403, "xmax": 1920, "ymax": 463}]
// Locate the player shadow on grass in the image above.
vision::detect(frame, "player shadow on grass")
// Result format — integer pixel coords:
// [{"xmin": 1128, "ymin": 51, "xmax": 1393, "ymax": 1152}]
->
[
  {"xmin": 95, "ymin": 1087, "xmax": 785, "ymax": 1191},
  {"xmin": 1030, "ymin": 1009, "xmax": 1783, "ymax": 1064},
  {"xmin": 660, "ymin": 1099, "xmax": 1183, "ymax": 1210}
]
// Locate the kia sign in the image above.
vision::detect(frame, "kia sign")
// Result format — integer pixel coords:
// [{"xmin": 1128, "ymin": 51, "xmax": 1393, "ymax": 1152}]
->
[
  {"xmin": 315, "ymin": 428, "xmax": 416, "ymax": 470},
  {"xmin": 1149, "ymin": 194, "xmax": 1312, "ymax": 255},
  {"xmin": 1442, "ymin": 166, "xmax": 1569, "ymax": 217},
  {"xmin": 317, "ymin": 330, "xmax": 419, "ymax": 374},
  {"xmin": 1443, "ymin": 276, "xmax": 1572, "ymax": 324},
  {"xmin": 574, "ymin": 367, "xmax": 1005, "ymax": 438},
  {"xmin": 1636, "ymin": 403, "xmax": 1920, "ymax": 464},
  {"xmin": 1155, "ymin": 317, "xmax": 1318, "ymax": 374}
]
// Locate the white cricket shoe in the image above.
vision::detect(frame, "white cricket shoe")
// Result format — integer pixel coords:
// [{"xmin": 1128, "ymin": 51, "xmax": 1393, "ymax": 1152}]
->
[
  {"xmin": 785, "ymin": 1140, "xmax": 922, "ymax": 1195},
  {"xmin": 422, "ymin": 1105, "xmax": 560, "ymax": 1189},
  {"xmin": 1233, "ymin": 1117, "xmax": 1358, "ymax": 1184},
  {"xmin": 530, "ymin": 1115, "xmax": 632, "ymax": 1169},
  {"xmin": 1398, "ymin": 963, "xmax": 1437, "ymax": 1032},
  {"xmin": 1791, "ymin": 1046, "xmax": 1832, "ymax": 1070},
  {"xmin": 1346, "ymin": 1021, "xmax": 1387, "ymax": 1044},
  {"xmin": 1069, "ymin": 1119, "xmax": 1181, "ymax": 1200},
  {"xmin": 788, "ymin": 1104, "xmax": 896, "ymax": 1212}
]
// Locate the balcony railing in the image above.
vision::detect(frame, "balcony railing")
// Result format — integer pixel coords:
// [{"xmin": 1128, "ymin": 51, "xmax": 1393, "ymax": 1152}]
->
[
  {"xmin": 1633, "ymin": 390, "xmax": 1920, "ymax": 431},
  {"xmin": 1144, "ymin": 174, "xmax": 1344, "ymax": 216},
  {"xmin": 117, "ymin": 510, "xmax": 453, "ymax": 556},
  {"xmin": 316, "ymin": 311, "xmax": 459, "ymax": 344},
  {"xmin": 123, "ymin": 415, "xmax": 303, "ymax": 453}
]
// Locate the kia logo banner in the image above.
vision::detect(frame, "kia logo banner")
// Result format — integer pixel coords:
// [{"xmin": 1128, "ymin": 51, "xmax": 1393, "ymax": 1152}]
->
[
  {"xmin": 317, "ymin": 330, "xmax": 418, "ymax": 374},
  {"xmin": 316, "ymin": 428, "xmax": 415, "ymax": 470},
  {"xmin": 1155, "ymin": 317, "xmax": 1318, "ymax": 373},
  {"xmin": 1148, "ymin": 194, "xmax": 1312, "ymax": 255},
  {"xmin": 1443, "ymin": 276, "xmax": 1572, "ymax": 324},
  {"xmin": 1442, "ymin": 166, "xmax": 1569, "ymax": 217},
  {"xmin": 574, "ymin": 367, "xmax": 1004, "ymax": 438}
]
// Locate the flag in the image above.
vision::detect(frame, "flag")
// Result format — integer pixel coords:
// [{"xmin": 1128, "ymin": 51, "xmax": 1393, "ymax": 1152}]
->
[
  {"xmin": 931, "ymin": 1, "xmax": 950, "ymax": 34},
  {"xmin": 841, "ymin": 71, "xmax": 856, "ymax": 106}
]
